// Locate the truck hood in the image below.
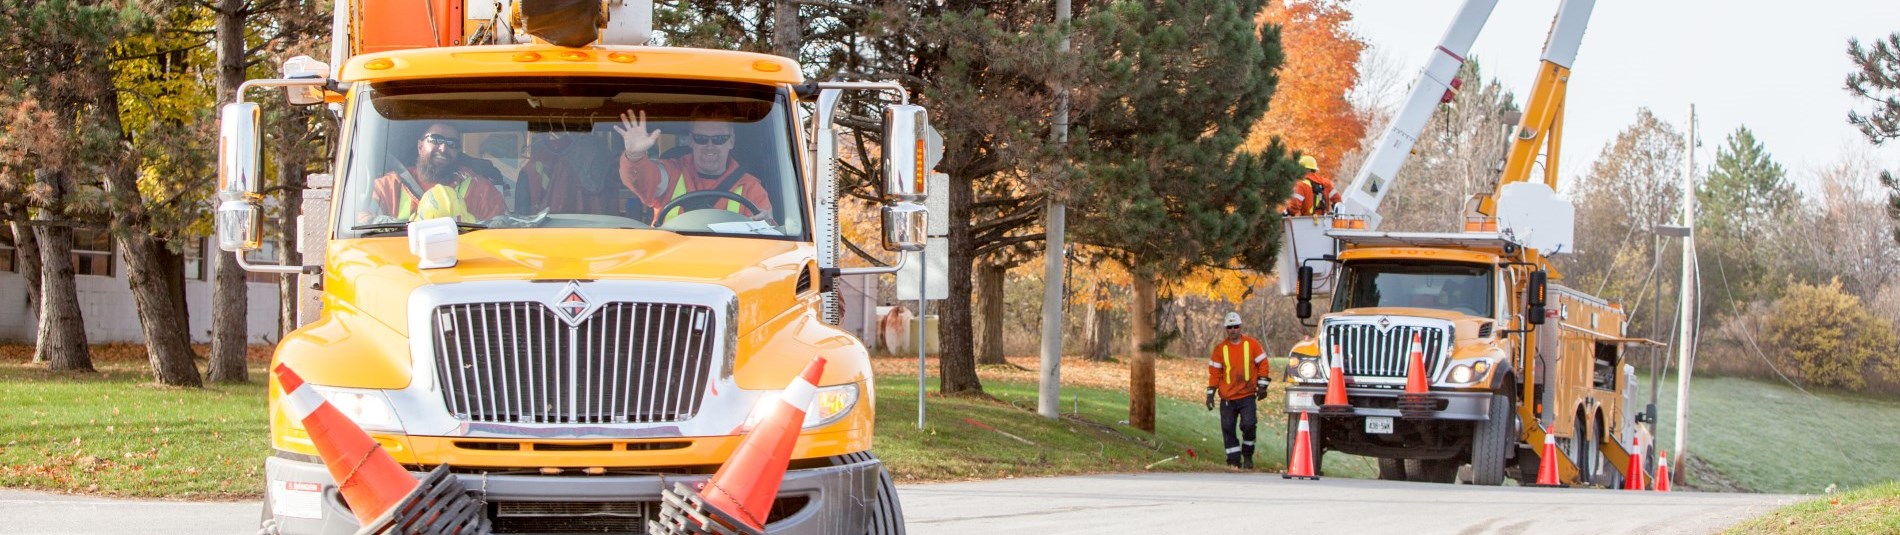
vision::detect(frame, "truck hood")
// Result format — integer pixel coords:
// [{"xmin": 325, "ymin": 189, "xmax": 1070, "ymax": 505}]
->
[
  {"xmin": 326, "ymin": 228, "xmax": 810, "ymax": 338},
  {"xmin": 1327, "ymin": 307, "xmax": 1498, "ymax": 341}
]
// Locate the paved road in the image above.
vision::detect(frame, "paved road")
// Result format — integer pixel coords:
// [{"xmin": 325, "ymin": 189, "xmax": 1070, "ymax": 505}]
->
[{"xmin": 1, "ymin": 473, "xmax": 1800, "ymax": 534}]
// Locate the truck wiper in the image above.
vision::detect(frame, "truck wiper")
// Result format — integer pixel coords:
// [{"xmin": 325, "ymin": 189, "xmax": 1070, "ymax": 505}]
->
[{"xmin": 351, "ymin": 221, "xmax": 489, "ymax": 235}]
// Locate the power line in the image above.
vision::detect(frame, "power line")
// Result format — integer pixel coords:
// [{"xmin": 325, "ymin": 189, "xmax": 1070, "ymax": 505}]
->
[{"xmin": 1707, "ymin": 252, "xmax": 1816, "ymax": 398}]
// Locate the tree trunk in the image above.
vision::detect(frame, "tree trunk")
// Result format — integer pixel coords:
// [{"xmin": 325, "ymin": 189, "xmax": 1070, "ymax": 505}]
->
[
  {"xmin": 771, "ymin": 0, "xmax": 802, "ymax": 60},
  {"xmin": 33, "ymin": 208, "xmax": 92, "ymax": 372},
  {"xmin": 209, "ymin": 0, "xmax": 250, "ymax": 382},
  {"xmin": 121, "ymin": 234, "xmax": 205, "ymax": 386},
  {"xmin": 938, "ymin": 169, "xmax": 982, "ymax": 395},
  {"xmin": 1129, "ymin": 268, "xmax": 1157, "ymax": 433},
  {"xmin": 7, "ymin": 213, "xmax": 44, "ymax": 363},
  {"xmin": 975, "ymin": 260, "xmax": 1006, "ymax": 365},
  {"xmin": 1086, "ymin": 300, "xmax": 1112, "ymax": 361}
]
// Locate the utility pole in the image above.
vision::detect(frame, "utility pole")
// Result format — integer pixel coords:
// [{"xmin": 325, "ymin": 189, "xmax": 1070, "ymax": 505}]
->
[
  {"xmin": 1674, "ymin": 104, "xmax": 1698, "ymax": 464},
  {"xmin": 1036, "ymin": 0, "xmax": 1071, "ymax": 419}
]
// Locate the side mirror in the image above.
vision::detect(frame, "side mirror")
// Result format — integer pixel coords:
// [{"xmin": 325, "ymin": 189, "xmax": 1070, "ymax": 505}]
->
[
  {"xmin": 217, "ymin": 102, "xmax": 263, "ymax": 252},
  {"xmin": 1295, "ymin": 266, "xmax": 1314, "ymax": 319},
  {"xmin": 880, "ymin": 202, "xmax": 927, "ymax": 252},
  {"xmin": 880, "ymin": 104, "xmax": 928, "ymax": 201},
  {"xmin": 1526, "ymin": 270, "xmax": 1548, "ymax": 325},
  {"xmin": 280, "ymin": 56, "xmax": 331, "ymax": 106}
]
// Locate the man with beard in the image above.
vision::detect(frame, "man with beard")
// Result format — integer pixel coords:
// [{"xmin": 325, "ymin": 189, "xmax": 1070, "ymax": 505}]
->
[
  {"xmin": 366, "ymin": 122, "xmax": 507, "ymax": 223},
  {"xmin": 614, "ymin": 104, "xmax": 774, "ymax": 224}
]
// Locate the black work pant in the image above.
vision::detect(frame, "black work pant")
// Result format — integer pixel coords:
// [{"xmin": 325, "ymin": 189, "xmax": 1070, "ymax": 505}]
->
[{"xmin": 1219, "ymin": 396, "xmax": 1258, "ymax": 465}]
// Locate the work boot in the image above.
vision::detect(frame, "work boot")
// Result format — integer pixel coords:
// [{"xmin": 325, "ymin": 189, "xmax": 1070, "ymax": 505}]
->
[
  {"xmin": 1226, "ymin": 453, "xmax": 1241, "ymax": 468},
  {"xmin": 1241, "ymin": 457, "xmax": 1254, "ymax": 470}
]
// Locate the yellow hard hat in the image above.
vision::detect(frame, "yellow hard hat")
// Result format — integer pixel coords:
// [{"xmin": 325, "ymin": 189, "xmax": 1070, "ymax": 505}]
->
[
  {"xmin": 1299, "ymin": 155, "xmax": 1319, "ymax": 171},
  {"xmin": 416, "ymin": 184, "xmax": 472, "ymax": 222}
]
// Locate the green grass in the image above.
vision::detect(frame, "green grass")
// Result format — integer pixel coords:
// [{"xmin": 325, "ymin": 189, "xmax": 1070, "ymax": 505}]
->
[
  {"xmin": 0, "ymin": 361, "xmax": 269, "ymax": 499},
  {"xmin": 1643, "ymin": 372, "xmax": 1900, "ymax": 494},
  {"xmin": 1726, "ymin": 481, "xmax": 1900, "ymax": 534},
  {"xmin": 870, "ymin": 369, "xmax": 1375, "ymax": 482}
]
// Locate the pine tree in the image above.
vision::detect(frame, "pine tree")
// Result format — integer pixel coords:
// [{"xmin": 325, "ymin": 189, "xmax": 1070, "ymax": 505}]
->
[
  {"xmin": 1846, "ymin": 32, "xmax": 1900, "ymax": 245},
  {"xmin": 1068, "ymin": 0, "xmax": 1303, "ymax": 432},
  {"xmin": 1697, "ymin": 126, "xmax": 1798, "ymax": 309}
]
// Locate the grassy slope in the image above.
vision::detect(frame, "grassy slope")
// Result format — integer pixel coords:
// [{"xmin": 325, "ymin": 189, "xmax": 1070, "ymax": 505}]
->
[
  {"xmin": 1726, "ymin": 481, "xmax": 1900, "ymax": 534},
  {"xmin": 0, "ymin": 359, "xmax": 269, "ymax": 499},
  {"xmin": 1644, "ymin": 372, "xmax": 1900, "ymax": 494}
]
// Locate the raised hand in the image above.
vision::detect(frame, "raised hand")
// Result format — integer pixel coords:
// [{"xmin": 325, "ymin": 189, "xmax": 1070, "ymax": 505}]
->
[{"xmin": 614, "ymin": 110, "xmax": 663, "ymax": 159}]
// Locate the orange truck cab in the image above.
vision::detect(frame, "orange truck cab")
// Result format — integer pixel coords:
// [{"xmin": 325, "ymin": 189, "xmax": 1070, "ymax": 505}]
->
[{"xmin": 214, "ymin": 1, "xmax": 930, "ymax": 533}]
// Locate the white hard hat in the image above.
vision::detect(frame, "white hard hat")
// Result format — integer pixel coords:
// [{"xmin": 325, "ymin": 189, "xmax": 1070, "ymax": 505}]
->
[{"xmin": 1223, "ymin": 312, "xmax": 1243, "ymax": 327}]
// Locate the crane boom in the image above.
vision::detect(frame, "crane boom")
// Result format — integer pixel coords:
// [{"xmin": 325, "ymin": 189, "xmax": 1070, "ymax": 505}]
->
[
  {"xmin": 1334, "ymin": 0, "xmax": 1498, "ymax": 230},
  {"xmin": 1476, "ymin": 0, "xmax": 1596, "ymax": 218}
]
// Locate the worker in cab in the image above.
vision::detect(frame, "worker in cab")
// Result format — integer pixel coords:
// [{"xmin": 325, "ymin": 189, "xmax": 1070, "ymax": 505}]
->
[
  {"xmin": 1284, "ymin": 154, "xmax": 1340, "ymax": 216},
  {"xmin": 519, "ymin": 129, "xmax": 625, "ymax": 216},
  {"xmin": 1206, "ymin": 312, "xmax": 1272, "ymax": 470},
  {"xmin": 615, "ymin": 104, "xmax": 775, "ymax": 225},
  {"xmin": 365, "ymin": 121, "xmax": 508, "ymax": 223}
]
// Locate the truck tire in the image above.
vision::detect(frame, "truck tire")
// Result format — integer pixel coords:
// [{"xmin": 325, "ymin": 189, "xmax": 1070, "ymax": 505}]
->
[
  {"xmin": 867, "ymin": 463, "xmax": 905, "ymax": 535},
  {"xmin": 1469, "ymin": 393, "xmax": 1510, "ymax": 486},
  {"xmin": 1407, "ymin": 458, "xmax": 1457, "ymax": 484},
  {"xmin": 1378, "ymin": 458, "xmax": 1407, "ymax": 481}
]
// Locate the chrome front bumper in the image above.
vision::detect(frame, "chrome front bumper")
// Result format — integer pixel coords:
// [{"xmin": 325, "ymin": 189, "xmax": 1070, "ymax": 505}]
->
[
  {"xmin": 1284, "ymin": 386, "xmax": 1494, "ymax": 421},
  {"xmin": 262, "ymin": 452, "xmax": 884, "ymax": 535}
]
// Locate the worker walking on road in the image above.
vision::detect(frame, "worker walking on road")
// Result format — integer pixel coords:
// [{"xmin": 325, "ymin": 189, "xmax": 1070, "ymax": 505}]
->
[
  {"xmin": 1206, "ymin": 312, "xmax": 1272, "ymax": 469},
  {"xmin": 1284, "ymin": 155, "xmax": 1340, "ymax": 216}
]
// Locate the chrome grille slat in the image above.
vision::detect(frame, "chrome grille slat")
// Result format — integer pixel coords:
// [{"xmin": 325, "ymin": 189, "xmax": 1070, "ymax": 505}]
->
[
  {"xmin": 1325, "ymin": 321, "xmax": 1450, "ymax": 381},
  {"xmin": 431, "ymin": 300, "xmax": 716, "ymax": 424}
]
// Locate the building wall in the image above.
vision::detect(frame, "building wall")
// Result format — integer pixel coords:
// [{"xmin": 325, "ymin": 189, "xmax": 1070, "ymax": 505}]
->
[{"xmin": 0, "ymin": 259, "xmax": 281, "ymax": 344}]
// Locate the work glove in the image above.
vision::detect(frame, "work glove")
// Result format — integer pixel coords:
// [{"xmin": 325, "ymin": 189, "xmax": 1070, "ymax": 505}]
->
[
  {"xmin": 1255, "ymin": 376, "xmax": 1271, "ymax": 401},
  {"xmin": 1205, "ymin": 388, "xmax": 1217, "ymax": 411}
]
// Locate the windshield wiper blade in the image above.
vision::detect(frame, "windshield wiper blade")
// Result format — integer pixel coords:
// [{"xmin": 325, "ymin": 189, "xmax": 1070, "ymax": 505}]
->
[{"xmin": 351, "ymin": 221, "xmax": 489, "ymax": 234}]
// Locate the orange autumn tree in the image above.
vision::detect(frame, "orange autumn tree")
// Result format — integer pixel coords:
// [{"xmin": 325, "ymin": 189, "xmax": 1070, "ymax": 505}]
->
[{"xmin": 1244, "ymin": 0, "xmax": 1367, "ymax": 176}]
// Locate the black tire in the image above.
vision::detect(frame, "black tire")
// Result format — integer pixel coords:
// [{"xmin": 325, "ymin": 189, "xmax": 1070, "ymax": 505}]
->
[
  {"xmin": 868, "ymin": 462, "xmax": 905, "ymax": 535},
  {"xmin": 1573, "ymin": 418, "xmax": 1601, "ymax": 487},
  {"xmin": 1409, "ymin": 458, "xmax": 1458, "ymax": 484},
  {"xmin": 1470, "ymin": 393, "xmax": 1511, "ymax": 486},
  {"xmin": 1378, "ymin": 458, "xmax": 1407, "ymax": 481}
]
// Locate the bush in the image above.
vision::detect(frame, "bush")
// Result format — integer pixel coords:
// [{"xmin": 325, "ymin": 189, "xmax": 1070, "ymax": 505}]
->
[{"xmin": 1762, "ymin": 279, "xmax": 1900, "ymax": 390}]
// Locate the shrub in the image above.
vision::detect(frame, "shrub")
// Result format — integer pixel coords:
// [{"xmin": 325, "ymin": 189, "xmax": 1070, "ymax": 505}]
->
[{"xmin": 1762, "ymin": 279, "xmax": 1900, "ymax": 390}]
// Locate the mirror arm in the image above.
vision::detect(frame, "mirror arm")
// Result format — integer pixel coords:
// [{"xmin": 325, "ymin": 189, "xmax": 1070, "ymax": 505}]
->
[
  {"xmin": 838, "ymin": 248, "xmax": 909, "ymax": 276},
  {"xmin": 223, "ymin": 77, "xmax": 328, "ymax": 275},
  {"xmin": 237, "ymin": 252, "xmax": 303, "ymax": 274},
  {"xmin": 813, "ymin": 81, "xmax": 909, "ymax": 105}
]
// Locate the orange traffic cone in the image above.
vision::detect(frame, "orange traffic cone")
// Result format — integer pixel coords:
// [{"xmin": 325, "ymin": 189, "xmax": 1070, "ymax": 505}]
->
[
  {"xmin": 1398, "ymin": 332, "xmax": 1435, "ymax": 419},
  {"xmin": 1533, "ymin": 426, "xmax": 1563, "ymax": 487},
  {"xmin": 1319, "ymin": 344, "xmax": 1352, "ymax": 415},
  {"xmin": 1624, "ymin": 435, "xmax": 1648, "ymax": 491},
  {"xmin": 697, "ymin": 356, "xmax": 828, "ymax": 531},
  {"xmin": 1655, "ymin": 449, "xmax": 1672, "ymax": 492},
  {"xmin": 1282, "ymin": 412, "xmax": 1320, "ymax": 480},
  {"xmin": 273, "ymin": 363, "xmax": 417, "ymax": 525}
]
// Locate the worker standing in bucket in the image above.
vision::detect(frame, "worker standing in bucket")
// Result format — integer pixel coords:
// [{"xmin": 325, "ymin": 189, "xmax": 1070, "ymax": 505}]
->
[
  {"xmin": 1206, "ymin": 312, "xmax": 1272, "ymax": 469},
  {"xmin": 1283, "ymin": 154, "xmax": 1340, "ymax": 216}
]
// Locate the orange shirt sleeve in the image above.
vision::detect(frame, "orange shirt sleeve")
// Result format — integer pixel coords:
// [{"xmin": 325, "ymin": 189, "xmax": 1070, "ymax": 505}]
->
[
  {"xmin": 366, "ymin": 173, "xmax": 402, "ymax": 222},
  {"xmin": 729, "ymin": 173, "xmax": 774, "ymax": 216},
  {"xmin": 1208, "ymin": 344, "xmax": 1224, "ymax": 388},
  {"xmin": 462, "ymin": 178, "xmax": 505, "ymax": 220},
  {"xmin": 1247, "ymin": 336, "xmax": 1271, "ymax": 381},
  {"xmin": 619, "ymin": 154, "xmax": 669, "ymax": 211}
]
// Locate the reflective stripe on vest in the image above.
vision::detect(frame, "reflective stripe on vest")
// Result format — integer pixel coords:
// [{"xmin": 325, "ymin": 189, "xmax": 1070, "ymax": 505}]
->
[
  {"xmin": 663, "ymin": 174, "xmax": 747, "ymax": 220},
  {"xmin": 1220, "ymin": 340, "xmax": 1253, "ymax": 385},
  {"xmin": 396, "ymin": 178, "xmax": 474, "ymax": 222}
]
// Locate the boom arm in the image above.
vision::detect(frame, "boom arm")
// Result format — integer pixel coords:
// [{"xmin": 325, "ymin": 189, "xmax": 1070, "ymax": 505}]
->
[
  {"xmin": 1475, "ymin": 0, "xmax": 1596, "ymax": 217},
  {"xmin": 1335, "ymin": 0, "xmax": 1498, "ymax": 230}
]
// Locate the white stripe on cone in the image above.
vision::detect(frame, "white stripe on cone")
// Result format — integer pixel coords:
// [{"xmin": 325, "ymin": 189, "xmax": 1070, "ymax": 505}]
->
[
  {"xmin": 782, "ymin": 376, "xmax": 817, "ymax": 413},
  {"xmin": 282, "ymin": 384, "xmax": 325, "ymax": 423}
]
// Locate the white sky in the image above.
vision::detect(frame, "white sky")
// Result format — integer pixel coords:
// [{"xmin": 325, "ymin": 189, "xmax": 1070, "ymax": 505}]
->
[{"xmin": 1347, "ymin": 0, "xmax": 1900, "ymax": 189}]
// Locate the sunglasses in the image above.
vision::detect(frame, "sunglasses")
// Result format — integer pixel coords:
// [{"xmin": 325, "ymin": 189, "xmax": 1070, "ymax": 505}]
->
[
  {"xmin": 689, "ymin": 133, "xmax": 732, "ymax": 146},
  {"xmin": 422, "ymin": 133, "xmax": 462, "ymax": 149},
  {"xmin": 1225, "ymin": 326, "xmax": 1241, "ymax": 330}
]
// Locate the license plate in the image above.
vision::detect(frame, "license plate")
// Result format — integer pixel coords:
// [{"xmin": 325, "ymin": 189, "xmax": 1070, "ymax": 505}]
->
[{"xmin": 1365, "ymin": 416, "xmax": 1394, "ymax": 434}]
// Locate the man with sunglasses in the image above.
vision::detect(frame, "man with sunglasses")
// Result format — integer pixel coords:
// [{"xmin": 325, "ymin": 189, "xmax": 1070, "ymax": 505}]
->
[
  {"xmin": 367, "ymin": 122, "xmax": 507, "ymax": 222},
  {"xmin": 615, "ymin": 104, "xmax": 774, "ymax": 224},
  {"xmin": 1207, "ymin": 311, "xmax": 1272, "ymax": 470}
]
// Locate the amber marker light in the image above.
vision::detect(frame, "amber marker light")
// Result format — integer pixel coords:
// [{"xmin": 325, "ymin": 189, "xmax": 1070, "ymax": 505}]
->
[
  {"xmin": 752, "ymin": 60, "xmax": 783, "ymax": 72},
  {"xmin": 914, "ymin": 139, "xmax": 926, "ymax": 193},
  {"xmin": 513, "ymin": 51, "xmax": 543, "ymax": 62},
  {"xmin": 560, "ymin": 51, "xmax": 590, "ymax": 62},
  {"xmin": 607, "ymin": 52, "xmax": 637, "ymax": 63},
  {"xmin": 363, "ymin": 58, "xmax": 394, "ymax": 70}
]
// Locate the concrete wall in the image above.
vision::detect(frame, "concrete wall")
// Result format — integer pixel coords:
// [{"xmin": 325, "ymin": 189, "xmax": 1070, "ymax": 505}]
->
[{"xmin": 0, "ymin": 258, "xmax": 281, "ymax": 344}]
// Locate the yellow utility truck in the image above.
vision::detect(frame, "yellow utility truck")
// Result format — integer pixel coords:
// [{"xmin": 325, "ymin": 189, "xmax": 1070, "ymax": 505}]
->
[
  {"xmin": 217, "ymin": 1, "xmax": 928, "ymax": 532},
  {"xmin": 1276, "ymin": 0, "xmax": 1652, "ymax": 487}
]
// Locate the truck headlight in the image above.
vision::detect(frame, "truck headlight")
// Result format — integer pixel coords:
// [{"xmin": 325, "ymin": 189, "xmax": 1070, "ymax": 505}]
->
[
  {"xmin": 745, "ymin": 383, "xmax": 860, "ymax": 430},
  {"xmin": 1446, "ymin": 360, "xmax": 1494, "ymax": 385},
  {"xmin": 1290, "ymin": 356, "xmax": 1323, "ymax": 382},
  {"xmin": 312, "ymin": 388, "xmax": 403, "ymax": 432}
]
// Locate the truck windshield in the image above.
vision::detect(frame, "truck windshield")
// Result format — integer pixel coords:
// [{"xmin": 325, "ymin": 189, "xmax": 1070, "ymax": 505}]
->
[
  {"xmin": 333, "ymin": 78, "xmax": 805, "ymax": 240},
  {"xmin": 1332, "ymin": 262, "xmax": 1494, "ymax": 317}
]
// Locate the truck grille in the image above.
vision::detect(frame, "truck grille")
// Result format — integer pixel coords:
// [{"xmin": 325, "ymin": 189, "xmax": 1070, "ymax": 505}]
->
[
  {"xmin": 1324, "ymin": 322, "xmax": 1449, "ymax": 380},
  {"xmin": 431, "ymin": 302, "xmax": 718, "ymax": 424}
]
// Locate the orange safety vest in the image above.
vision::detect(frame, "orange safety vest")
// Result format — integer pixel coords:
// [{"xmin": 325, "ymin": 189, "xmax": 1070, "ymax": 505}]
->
[{"xmin": 1209, "ymin": 336, "xmax": 1266, "ymax": 400}]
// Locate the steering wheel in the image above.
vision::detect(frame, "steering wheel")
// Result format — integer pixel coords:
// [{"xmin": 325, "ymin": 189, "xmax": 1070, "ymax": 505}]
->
[{"xmin": 655, "ymin": 190, "xmax": 764, "ymax": 224}]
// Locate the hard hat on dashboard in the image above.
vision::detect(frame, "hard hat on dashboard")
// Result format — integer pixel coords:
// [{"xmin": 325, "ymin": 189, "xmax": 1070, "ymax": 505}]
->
[{"xmin": 1223, "ymin": 312, "xmax": 1243, "ymax": 328}]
